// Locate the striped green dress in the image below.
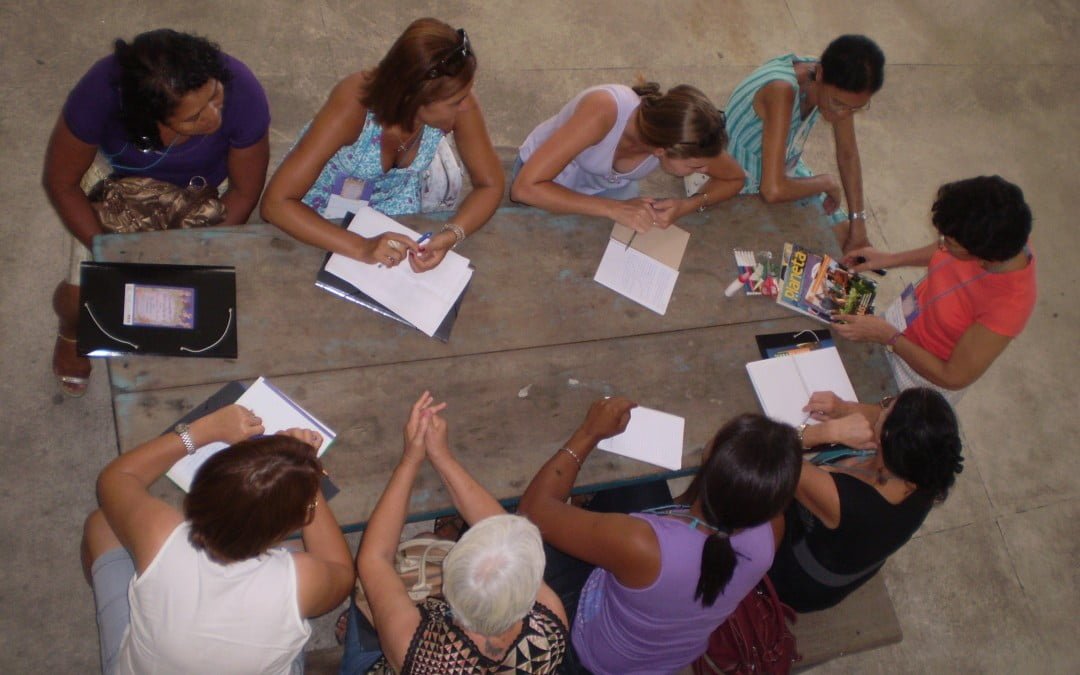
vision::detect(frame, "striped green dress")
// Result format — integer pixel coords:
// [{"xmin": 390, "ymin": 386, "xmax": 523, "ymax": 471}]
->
[{"xmin": 721, "ymin": 53, "xmax": 846, "ymax": 224}]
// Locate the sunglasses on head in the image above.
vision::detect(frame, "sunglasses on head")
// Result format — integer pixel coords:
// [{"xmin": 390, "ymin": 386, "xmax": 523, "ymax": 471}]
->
[{"xmin": 424, "ymin": 29, "xmax": 472, "ymax": 80}]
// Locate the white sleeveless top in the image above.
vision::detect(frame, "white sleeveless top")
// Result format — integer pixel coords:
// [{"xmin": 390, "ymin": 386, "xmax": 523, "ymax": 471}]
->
[
  {"xmin": 519, "ymin": 84, "xmax": 659, "ymax": 195},
  {"xmin": 114, "ymin": 523, "xmax": 311, "ymax": 675}
]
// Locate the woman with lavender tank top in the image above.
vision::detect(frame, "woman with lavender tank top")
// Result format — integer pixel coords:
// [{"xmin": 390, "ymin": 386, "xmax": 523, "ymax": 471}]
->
[
  {"xmin": 511, "ymin": 83, "xmax": 745, "ymax": 234},
  {"xmin": 519, "ymin": 400, "xmax": 801, "ymax": 674}
]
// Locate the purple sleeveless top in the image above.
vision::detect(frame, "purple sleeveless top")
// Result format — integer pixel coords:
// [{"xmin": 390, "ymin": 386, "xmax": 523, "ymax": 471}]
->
[
  {"xmin": 573, "ymin": 513, "xmax": 774, "ymax": 675},
  {"xmin": 518, "ymin": 84, "xmax": 659, "ymax": 195}
]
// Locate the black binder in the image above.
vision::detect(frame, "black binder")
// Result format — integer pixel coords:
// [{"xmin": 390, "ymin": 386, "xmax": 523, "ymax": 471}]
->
[{"xmin": 77, "ymin": 261, "xmax": 238, "ymax": 358}]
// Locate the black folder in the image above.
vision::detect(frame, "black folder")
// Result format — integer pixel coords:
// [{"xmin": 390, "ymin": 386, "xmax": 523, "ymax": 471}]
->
[{"xmin": 77, "ymin": 261, "xmax": 238, "ymax": 358}]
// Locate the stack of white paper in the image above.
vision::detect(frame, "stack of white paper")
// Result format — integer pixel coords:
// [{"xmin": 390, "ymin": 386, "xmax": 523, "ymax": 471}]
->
[
  {"xmin": 323, "ymin": 206, "xmax": 473, "ymax": 337},
  {"xmin": 167, "ymin": 377, "xmax": 336, "ymax": 492},
  {"xmin": 597, "ymin": 406, "xmax": 685, "ymax": 471},
  {"xmin": 744, "ymin": 346, "xmax": 857, "ymax": 428}
]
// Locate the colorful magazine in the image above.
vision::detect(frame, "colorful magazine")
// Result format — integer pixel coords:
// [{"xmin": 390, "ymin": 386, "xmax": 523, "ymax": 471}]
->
[{"xmin": 776, "ymin": 243, "xmax": 877, "ymax": 324}]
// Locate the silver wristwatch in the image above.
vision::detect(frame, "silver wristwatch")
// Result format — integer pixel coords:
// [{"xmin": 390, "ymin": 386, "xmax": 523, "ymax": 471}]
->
[{"xmin": 174, "ymin": 423, "xmax": 197, "ymax": 455}]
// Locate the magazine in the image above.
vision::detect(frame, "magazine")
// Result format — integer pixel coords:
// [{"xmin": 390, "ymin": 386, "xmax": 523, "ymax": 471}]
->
[{"xmin": 776, "ymin": 243, "xmax": 877, "ymax": 324}]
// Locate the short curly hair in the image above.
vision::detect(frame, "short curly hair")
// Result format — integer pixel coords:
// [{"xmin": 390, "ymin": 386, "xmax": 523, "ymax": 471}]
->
[
  {"xmin": 880, "ymin": 388, "xmax": 963, "ymax": 501},
  {"xmin": 113, "ymin": 29, "xmax": 231, "ymax": 149},
  {"xmin": 932, "ymin": 175, "xmax": 1032, "ymax": 261}
]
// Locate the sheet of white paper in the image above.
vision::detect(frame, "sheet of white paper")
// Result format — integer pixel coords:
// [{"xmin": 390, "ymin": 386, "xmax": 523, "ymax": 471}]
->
[
  {"xmin": 594, "ymin": 240, "xmax": 679, "ymax": 315},
  {"xmin": 166, "ymin": 377, "xmax": 336, "ymax": 492},
  {"xmin": 322, "ymin": 195, "xmax": 367, "ymax": 221},
  {"xmin": 597, "ymin": 406, "xmax": 685, "ymax": 471},
  {"xmin": 323, "ymin": 206, "xmax": 473, "ymax": 336},
  {"xmin": 744, "ymin": 347, "xmax": 857, "ymax": 428}
]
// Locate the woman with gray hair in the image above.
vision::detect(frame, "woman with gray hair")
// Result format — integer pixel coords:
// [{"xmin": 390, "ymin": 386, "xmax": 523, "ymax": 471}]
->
[{"xmin": 344, "ymin": 392, "xmax": 568, "ymax": 674}]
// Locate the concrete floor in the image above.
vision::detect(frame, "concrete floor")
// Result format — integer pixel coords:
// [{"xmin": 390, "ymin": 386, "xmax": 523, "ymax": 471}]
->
[{"xmin": 1, "ymin": 1, "xmax": 1077, "ymax": 672}]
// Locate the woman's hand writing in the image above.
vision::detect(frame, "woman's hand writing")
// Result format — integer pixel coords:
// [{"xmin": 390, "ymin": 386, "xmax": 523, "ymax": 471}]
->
[
  {"xmin": 803, "ymin": 391, "xmax": 851, "ymax": 421},
  {"xmin": 201, "ymin": 404, "xmax": 264, "ymax": 445},
  {"xmin": 608, "ymin": 198, "xmax": 658, "ymax": 233},
  {"xmin": 407, "ymin": 231, "xmax": 454, "ymax": 273},
  {"xmin": 577, "ymin": 396, "xmax": 636, "ymax": 443}
]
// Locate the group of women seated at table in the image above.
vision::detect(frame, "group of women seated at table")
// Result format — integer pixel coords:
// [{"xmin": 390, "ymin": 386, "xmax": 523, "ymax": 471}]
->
[
  {"xmin": 59, "ymin": 16, "xmax": 1027, "ymax": 675},
  {"xmin": 46, "ymin": 20, "xmax": 1036, "ymax": 408}
]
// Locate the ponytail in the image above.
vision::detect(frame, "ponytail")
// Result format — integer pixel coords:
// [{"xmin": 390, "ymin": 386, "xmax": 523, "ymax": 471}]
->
[{"xmin": 695, "ymin": 528, "xmax": 735, "ymax": 606}]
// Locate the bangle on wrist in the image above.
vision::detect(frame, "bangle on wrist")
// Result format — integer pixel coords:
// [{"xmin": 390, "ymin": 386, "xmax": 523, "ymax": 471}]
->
[
  {"xmin": 885, "ymin": 331, "xmax": 903, "ymax": 352},
  {"xmin": 559, "ymin": 446, "xmax": 583, "ymax": 467},
  {"xmin": 796, "ymin": 423, "xmax": 808, "ymax": 448},
  {"xmin": 849, "ymin": 210, "xmax": 867, "ymax": 221},
  {"xmin": 694, "ymin": 192, "xmax": 709, "ymax": 213},
  {"xmin": 441, "ymin": 222, "xmax": 465, "ymax": 249}
]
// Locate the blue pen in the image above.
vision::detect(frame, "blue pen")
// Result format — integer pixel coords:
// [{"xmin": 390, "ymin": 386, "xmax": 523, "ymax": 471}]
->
[{"xmin": 416, "ymin": 231, "xmax": 433, "ymax": 247}]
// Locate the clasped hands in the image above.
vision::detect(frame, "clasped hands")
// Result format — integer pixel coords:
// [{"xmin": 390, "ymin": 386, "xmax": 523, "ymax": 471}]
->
[
  {"xmin": 610, "ymin": 197, "xmax": 698, "ymax": 233},
  {"xmin": 401, "ymin": 391, "xmax": 452, "ymax": 465},
  {"xmin": 802, "ymin": 391, "xmax": 877, "ymax": 450}
]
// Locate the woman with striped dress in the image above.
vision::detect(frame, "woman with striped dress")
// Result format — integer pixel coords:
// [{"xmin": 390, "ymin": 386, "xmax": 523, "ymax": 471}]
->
[{"xmin": 686, "ymin": 35, "xmax": 884, "ymax": 252}]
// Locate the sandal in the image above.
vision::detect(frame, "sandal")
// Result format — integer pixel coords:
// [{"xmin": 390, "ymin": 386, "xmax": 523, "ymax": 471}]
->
[
  {"xmin": 53, "ymin": 333, "xmax": 91, "ymax": 398},
  {"xmin": 335, "ymin": 608, "xmax": 349, "ymax": 645}
]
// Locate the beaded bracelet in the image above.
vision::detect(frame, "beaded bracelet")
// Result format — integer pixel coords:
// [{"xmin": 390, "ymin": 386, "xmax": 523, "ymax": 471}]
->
[
  {"xmin": 560, "ymin": 446, "xmax": 583, "ymax": 467},
  {"xmin": 694, "ymin": 192, "xmax": 709, "ymax": 213},
  {"xmin": 441, "ymin": 222, "xmax": 466, "ymax": 248}
]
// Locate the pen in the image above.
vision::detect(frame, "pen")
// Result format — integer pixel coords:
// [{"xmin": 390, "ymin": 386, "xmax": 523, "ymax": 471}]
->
[
  {"xmin": 417, "ymin": 231, "xmax": 433, "ymax": 248},
  {"xmin": 853, "ymin": 256, "xmax": 887, "ymax": 277},
  {"xmin": 624, "ymin": 231, "xmax": 637, "ymax": 251}
]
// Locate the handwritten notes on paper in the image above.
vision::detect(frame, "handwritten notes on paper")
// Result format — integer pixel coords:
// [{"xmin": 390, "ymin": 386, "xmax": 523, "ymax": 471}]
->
[{"xmin": 593, "ymin": 223, "xmax": 690, "ymax": 315}]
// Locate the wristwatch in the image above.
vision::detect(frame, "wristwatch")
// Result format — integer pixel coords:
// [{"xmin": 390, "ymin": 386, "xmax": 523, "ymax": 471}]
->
[{"xmin": 174, "ymin": 423, "xmax": 197, "ymax": 455}]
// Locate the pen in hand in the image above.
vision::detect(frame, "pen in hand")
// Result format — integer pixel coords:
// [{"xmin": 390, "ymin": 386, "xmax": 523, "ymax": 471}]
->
[
  {"xmin": 624, "ymin": 231, "xmax": 637, "ymax": 251},
  {"xmin": 416, "ymin": 232, "xmax": 433, "ymax": 251}
]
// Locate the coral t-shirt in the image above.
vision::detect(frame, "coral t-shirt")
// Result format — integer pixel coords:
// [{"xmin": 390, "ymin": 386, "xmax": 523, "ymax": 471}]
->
[{"xmin": 905, "ymin": 249, "xmax": 1037, "ymax": 360}]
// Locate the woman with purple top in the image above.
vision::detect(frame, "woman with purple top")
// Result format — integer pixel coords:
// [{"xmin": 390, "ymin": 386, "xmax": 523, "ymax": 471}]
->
[
  {"xmin": 518, "ymin": 398, "xmax": 801, "ymax": 674},
  {"xmin": 44, "ymin": 29, "xmax": 270, "ymax": 397}
]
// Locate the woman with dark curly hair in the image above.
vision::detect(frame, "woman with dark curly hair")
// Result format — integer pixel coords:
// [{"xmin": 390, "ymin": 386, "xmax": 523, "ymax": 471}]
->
[
  {"xmin": 768, "ymin": 387, "xmax": 964, "ymax": 612},
  {"xmin": 80, "ymin": 405, "xmax": 353, "ymax": 674},
  {"xmin": 45, "ymin": 29, "xmax": 270, "ymax": 397},
  {"xmin": 839, "ymin": 175, "xmax": 1036, "ymax": 404},
  {"xmin": 510, "ymin": 82, "xmax": 745, "ymax": 233},
  {"xmin": 262, "ymin": 18, "xmax": 503, "ymax": 272}
]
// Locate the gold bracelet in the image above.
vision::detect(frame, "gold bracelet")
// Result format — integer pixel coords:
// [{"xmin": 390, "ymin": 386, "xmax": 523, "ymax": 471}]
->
[{"xmin": 560, "ymin": 446, "xmax": 583, "ymax": 467}]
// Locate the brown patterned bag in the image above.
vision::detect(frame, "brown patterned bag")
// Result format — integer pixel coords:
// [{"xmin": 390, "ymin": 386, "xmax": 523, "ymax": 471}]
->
[
  {"xmin": 693, "ymin": 575, "xmax": 801, "ymax": 674},
  {"xmin": 89, "ymin": 175, "xmax": 226, "ymax": 233}
]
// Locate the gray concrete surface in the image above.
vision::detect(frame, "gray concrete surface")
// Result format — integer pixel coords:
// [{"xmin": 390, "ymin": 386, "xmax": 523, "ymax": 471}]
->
[{"xmin": 1, "ymin": 1, "xmax": 1076, "ymax": 672}]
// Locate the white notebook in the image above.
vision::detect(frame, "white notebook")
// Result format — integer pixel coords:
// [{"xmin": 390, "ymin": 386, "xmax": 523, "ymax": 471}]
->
[
  {"xmin": 744, "ymin": 347, "xmax": 857, "ymax": 428},
  {"xmin": 167, "ymin": 377, "xmax": 336, "ymax": 492},
  {"xmin": 323, "ymin": 205, "xmax": 473, "ymax": 337},
  {"xmin": 594, "ymin": 223, "xmax": 690, "ymax": 315},
  {"xmin": 597, "ymin": 406, "xmax": 685, "ymax": 471}
]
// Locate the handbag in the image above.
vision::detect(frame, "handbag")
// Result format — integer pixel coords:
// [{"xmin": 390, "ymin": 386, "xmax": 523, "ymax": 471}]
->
[
  {"xmin": 353, "ymin": 537, "xmax": 454, "ymax": 624},
  {"xmin": 693, "ymin": 575, "xmax": 801, "ymax": 675},
  {"xmin": 89, "ymin": 175, "xmax": 227, "ymax": 233},
  {"xmin": 419, "ymin": 137, "xmax": 463, "ymax": 213}
]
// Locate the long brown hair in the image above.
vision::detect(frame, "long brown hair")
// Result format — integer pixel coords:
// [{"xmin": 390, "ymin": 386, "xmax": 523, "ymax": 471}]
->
[
  {"xmin": 361, "ymin": 18, "xmax": 477, "ymax": 129},
  {"xmin": 185, "ymin": 435, "xmax": 322, "ymax": 563},
  {"xmin": 632, "ymin": 82, "xmax": 727, "ymax": 159}
]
